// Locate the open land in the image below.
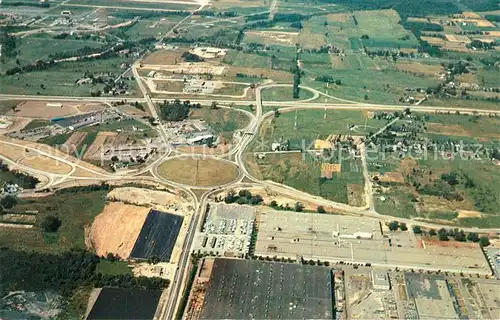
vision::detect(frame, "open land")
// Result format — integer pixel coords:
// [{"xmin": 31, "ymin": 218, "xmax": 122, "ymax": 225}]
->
[{"xmin": 157, "ymin": 158, "xmax": 239, "ymax": 187}]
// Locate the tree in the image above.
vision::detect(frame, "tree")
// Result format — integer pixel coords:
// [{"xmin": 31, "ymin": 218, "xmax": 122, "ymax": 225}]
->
[
  {"xmin": 388, "ymin": 221, "xmax": 399, "ymax": 231},
  {"xmin": 111, "ymin": 156, "xmax": 119, "ymax": 162},
  {"xmin": 364, "ymin": 94, "xmax": 369, "ymax": 100},
  {"xmin": 270, "ymin": 200, "xmax": 278, "ymax": 207},
  {"xmin": 399, "ymin": 223, "xmax": 408, "ymax": 231},
  {"xmin": 317, "ymin": 206, "xmax": 326, "ymax": 213},
  {"xmin": 479, "ymin": 236, "xmax": 490, "ymax": 247},
  {"xmin": 238, "ymin": 189, "xmax": 252, "ymax": 198},
  {"xmin": 210, "ymin": 101, "xmax": 218, "ymax": 109},
  {"xmin": 294, "ymin": 202, "xmax": 304, "ymax": 212},
  {"xmin": 412, "ymin": 225, "xmax": 422, "ymax": 234},
  {"xmin": 467, "ymin": 232, "xmax": 479, "ymax": 242},
  {"xmin": 454, "ymin": 229, "xmax": 466, "ymax": 242},
  {"xmin": 41, "ymin": 215, "xmax": 62, "ymax": 233},
  {"xmin": 1, "ymin": 195, "xmax": 18, "ymax": 210},
  {"xmin": 438, "ymin": 228, "xmax": 449, "ymax": 241},
  {"xmin": 429, "ymin": 229, "xmax": 436, "ymax": 236}
]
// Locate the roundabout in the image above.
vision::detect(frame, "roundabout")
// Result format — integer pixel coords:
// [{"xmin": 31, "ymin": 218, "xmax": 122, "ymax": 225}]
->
[{"xmin": 156, "ymin": 157, "xmax": 240, "ymax": 188}]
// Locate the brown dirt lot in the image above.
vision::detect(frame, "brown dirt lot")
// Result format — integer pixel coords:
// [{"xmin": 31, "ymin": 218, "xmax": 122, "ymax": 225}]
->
[
  {"xmin": 142, "ymin": 49, "xmax": 184, "ymax": 65},
  {"xmin": 426, "ymin": 123, "xmax": 500, "ymax": 141},
  {"xmin": 320, "ymin": 163, "xmax": 341, "ymax": 179},
  {"xmin": 157, "ymin": 158, "xmax": 239, "ymax": 187},
  {"xmin": 396, "ymin": 62, "xmax": 444, "ymax": 75},
  {"xmin": 89, "ymin": 202, "xmax": 150, "ymax": 259},
  {"xmin": 8, "ymin": 101, "xmax": 105, "ymax": 119},
  {"xmin": 327, "ymin": 13, "xmax": 350, "ymax": 22},
  {"xmin": 176, "ymin": 143, "xmax": 232, "ymax": 155},
  {"xmin": 445, "ymin": 34, "xmax": 471, "ymax": 43},
  {"xmin": 84, "ymin": 131, "xmax": 118, "ymax": 159},
  {"xmin": 244, "ymin": 31, "xmax": 299, "ymax": 46},
  {"xmin": 421, "ymin": 36, "xmax": 446, "ymax": 46},
  {"xmin": 457, "ymin": 209, "xmax": 482, "ymax": 219},
  {"xmin": 18, "ymin": 156, "xmax": 73, "ymax": 175},
  {"xmin": 63, "ymin": 132, "xmax": 88, "ymax": 152},
  {"xmin": 378, "ymin": 171, "xmax": 405, "ymax": 183}
]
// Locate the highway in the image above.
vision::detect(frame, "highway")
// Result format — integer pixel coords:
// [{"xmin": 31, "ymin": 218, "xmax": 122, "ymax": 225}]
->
[{"xmin": 3, "ymin": 70, "xmax": 500, "ymax": 320}]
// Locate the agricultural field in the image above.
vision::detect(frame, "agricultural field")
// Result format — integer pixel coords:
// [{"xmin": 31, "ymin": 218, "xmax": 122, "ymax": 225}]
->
[
  {"xmin": 0, "ymin": 57, "xmax": 136, "ymax": 96},
  {"xmin": 370, "ymin": 113, "xmax": 500, "ymax": 227}
]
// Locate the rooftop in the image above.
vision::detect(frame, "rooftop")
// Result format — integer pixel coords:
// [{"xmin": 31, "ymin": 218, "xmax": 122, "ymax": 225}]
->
[{"xmin": 199, "ymin": 258, "xmax": 333, "ymax": 320}]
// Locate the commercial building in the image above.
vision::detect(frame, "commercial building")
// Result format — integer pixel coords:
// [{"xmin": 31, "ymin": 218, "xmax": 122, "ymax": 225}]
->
[
  {"xmin": 372, "ymin": 271, "xmax": 390, "ymax": 290},
  {"xmin": 198, "ymin": 258, "xmax": 334, "ymax": 319},
  {"xmin": 255, "ymin": 209, "xmax": 492, "ymax": 275}
]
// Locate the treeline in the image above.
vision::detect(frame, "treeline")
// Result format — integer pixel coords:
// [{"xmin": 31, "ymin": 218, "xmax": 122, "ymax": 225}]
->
[
  {"xmin": 0, "ymin": 248, "xmax": 169, "ymax": 297},
  {"xmin": 0, "ymin": 159, "xmax": 40, "ymax": 189},
  {"xmin": 401, "ymin": 20, "xmax": 443, "ymax": 37},
  {"xmin": 54, "ymin": 183, "xmax": 111, "ymax": 194},
  {"xmin": 159, "ymin": 99, "xmax": 201, "ymax": 121},
  {"xmin": 48, "ymin": 45, "xmax": 108, "ymax": 60},
  {"xmin": 181, "ymin": 51, "xmax": 204, "ymax": 62},
  {"xmin": 484, "ymin": 15, "xmax": 500, "ymax": 22},
  {"xmin": 0, "ymin": 31, "xmax": 17, "ymax": 59},
  {"xmin": 315, "ymin": 75, "xmax": 342, "ymax": 85},
  {"xmin": 0, "ymin": 1, "xmax": 49, "ymax": 7},
  {"xmin": 194, "ymin": 10, "xmax": 237, "ymax": 17},
  {"xmin": 222, "ymin": 189, "xmax": 263, "ymax": 205}
]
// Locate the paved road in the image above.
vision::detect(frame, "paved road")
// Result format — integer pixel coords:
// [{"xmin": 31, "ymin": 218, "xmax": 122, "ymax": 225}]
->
[{"xmin": 3, "ymin": 81, "xmax": 500, "ymax": 319}]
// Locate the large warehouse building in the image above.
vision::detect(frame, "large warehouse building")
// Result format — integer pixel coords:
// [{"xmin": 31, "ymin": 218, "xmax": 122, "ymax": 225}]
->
[
  {"xmin": 198, "ymin": 258, "xmax": 334, "ymax": 319},
  {"xmin": 255, "ymin": 209, "xmax": 492, "ymax": 275}
]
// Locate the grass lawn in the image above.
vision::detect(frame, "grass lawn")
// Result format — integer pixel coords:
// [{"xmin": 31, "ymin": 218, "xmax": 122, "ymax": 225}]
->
[
  {"xmin": 23, "ymin": 119, "xmax": 51, "ymax": 130},
  {"xmin": 189, "ymin": 107, "xmax": 250, "ymax": 139},
  {"xmin": 0, "ymin": 191, "xmax": 107, "ymax": 253},
  {"xmin": 261, "ymin": 86, "xmax": 315, "ymax": 101},
  {"xmin": 95, "ymin": 259, "xmax": 132, "ymax": 275}
]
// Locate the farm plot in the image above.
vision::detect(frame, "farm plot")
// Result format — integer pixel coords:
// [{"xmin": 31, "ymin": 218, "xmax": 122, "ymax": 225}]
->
[
  {"xmin": 243, "ymin": 30, "xmax": 299, "ymax": 47},
  {"xmin": 7, "ymin": 101, "xmax": 105, "ymax": 119},
  {"xmin": 89, "ymin": 202, "xmax": 150, "ymax": 259}
]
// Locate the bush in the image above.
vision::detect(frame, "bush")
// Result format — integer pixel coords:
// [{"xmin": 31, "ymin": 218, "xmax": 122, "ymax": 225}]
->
[
  {"xmin": 1, "ymin": 195, "xmax": 18, "ymax": 209},
  {"xmin": 412, "ymin": 225, "xmax": 422, "ymax": 234},
  {"xmin": 270, "ymin": 200, "xmax": 278, "ymax": 207},
  {"xmin": 479, "ymin": 236, "xmax": 490, "ymax": 247},
  {"xmin": 41, "ymin": 215, "xmax": 62, "ymax": 233},
  {"xmin": 399, "ymin": 223, "xmax": 408, "ymax": 231},
  {"xmin": 295, "ymin": 202, "xmax": 304, "ymax": 212},
  {"xmin": 388, "ymin": 221, "xmax": 399, "ymax": 231},
  {"xmin": 317, "ymin": 206, "xmax": 326, "ymax": 213}
]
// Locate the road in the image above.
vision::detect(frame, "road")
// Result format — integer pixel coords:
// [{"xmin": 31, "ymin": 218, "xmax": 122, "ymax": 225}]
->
[{"xmin": 3, "ymin": 80, "xmax": 500, "ymax": 319}]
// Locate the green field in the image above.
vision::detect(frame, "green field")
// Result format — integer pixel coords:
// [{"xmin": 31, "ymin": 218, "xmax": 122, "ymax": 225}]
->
[
  {"xmin": 0, "ymin": 190, "xmax": 107, "ymax": 253},
  {"xmin": 95, "ymin": 259, "xmax": 132, "ymax": 275},
  {"xmin": 261, "ymin": 86, "xmax": 315, "ymax": 101},
  {"xmin": 254, "ymin": 109, "xmax": 387, "ymax": 150},
  {"xmin": 247, "ymin": 152, "xmax": 365, "ymax": 205},
  {"xmin": 0, "ymin": 57, "xmax": 134, "ymax": 96},
  {"xmin": 66, "ymin": 0, "xmax": 198, "ymax": 10},
  {"xmin": 189, "ymin": 107, "xmax": 250, "ymax": 139}
]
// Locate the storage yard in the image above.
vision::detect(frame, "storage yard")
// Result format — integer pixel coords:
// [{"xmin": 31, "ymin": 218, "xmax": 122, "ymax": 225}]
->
[
  {"xmin": 193, "ymin": 204, "xmax": 256, "ymax": 257},
  {"xmin": 197, "ymin": 258, "xmax": 334, "ymax": 320},
  {"xmin": 255, "ymin": 209, "xmax": 492, "ymax": 275}
]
